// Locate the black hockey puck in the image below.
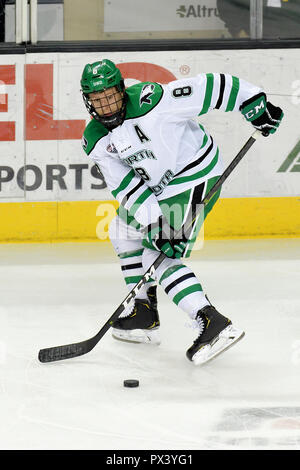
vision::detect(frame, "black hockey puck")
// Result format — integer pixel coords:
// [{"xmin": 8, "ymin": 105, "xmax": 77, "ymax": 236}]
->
[{"xmin": 123, "ymin": 379, "xmax": 139, "ymax": 388}]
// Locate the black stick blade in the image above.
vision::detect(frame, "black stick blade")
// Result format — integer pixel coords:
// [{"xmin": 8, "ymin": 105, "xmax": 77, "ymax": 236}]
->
[{"xmin": 38, "ymin": 338, "xmax": 95, "ymax": 363}]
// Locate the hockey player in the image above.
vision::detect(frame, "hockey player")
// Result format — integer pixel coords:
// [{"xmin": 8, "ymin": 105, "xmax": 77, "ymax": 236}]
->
[{"xmin": 80, "ymin": 60, "xmax": 283, "ymax": 365}]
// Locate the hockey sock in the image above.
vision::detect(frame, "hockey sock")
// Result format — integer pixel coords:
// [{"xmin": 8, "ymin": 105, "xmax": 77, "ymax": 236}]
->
[
  {"xmin": 158, "ymin": 262, "xmax": 210, "ymax": 318},
  {"xmin": 118, "ymin": 249, "xmax": 155, "ymax": 300}
]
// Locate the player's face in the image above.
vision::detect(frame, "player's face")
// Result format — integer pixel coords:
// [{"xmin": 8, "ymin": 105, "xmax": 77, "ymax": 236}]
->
[{"xmin": 89, "ymin": 86, "xmax": 124, "ymax": 117}]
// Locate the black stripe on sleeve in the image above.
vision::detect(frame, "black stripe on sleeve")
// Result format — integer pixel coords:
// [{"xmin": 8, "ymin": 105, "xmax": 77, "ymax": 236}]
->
[{"xmin": 215, "ymin": 73, "xmax": 225, "ymax": 109}]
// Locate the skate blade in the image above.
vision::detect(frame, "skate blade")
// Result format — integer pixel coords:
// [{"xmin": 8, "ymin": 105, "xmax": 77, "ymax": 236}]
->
[
  {"xmin": 111, "ymin": 327, "xmax": 161, "ymax": 345},
  {"xmin": 192, "ymin": 325, "xmax": 245, "ymax": 366}
]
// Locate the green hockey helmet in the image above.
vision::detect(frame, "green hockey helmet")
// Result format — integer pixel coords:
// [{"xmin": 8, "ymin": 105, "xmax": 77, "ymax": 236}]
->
[{"xmin": 80, "ymin": 59, "xmax": 126, "ymax": 129}]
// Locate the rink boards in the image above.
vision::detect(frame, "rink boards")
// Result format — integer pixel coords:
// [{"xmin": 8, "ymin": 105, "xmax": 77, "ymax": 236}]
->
[{"xmin": 0, "ymin": 49, "xmax": 299, "ymax": 242}]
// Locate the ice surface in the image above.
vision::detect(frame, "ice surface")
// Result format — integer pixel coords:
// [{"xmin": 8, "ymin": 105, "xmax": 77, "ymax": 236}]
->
[{"xmin": 0, "ymin": 239, "xmax": 300, "ymax": 450}]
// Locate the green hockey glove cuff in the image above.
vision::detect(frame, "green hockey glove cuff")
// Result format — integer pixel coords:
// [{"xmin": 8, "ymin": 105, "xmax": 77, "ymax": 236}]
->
[{"xmin": 143, "ymin": 216, "xmax": 187, "ymax": 259}]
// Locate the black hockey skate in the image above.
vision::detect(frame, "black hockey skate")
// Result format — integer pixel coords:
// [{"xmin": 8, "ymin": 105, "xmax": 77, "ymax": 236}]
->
[
  {"xmin": 112, "ymin": 286, "xmax": 161, "ymax": 345},
  {"xmin": 186, "ymin": 305, "xmax": 245, "ymax": 365}
]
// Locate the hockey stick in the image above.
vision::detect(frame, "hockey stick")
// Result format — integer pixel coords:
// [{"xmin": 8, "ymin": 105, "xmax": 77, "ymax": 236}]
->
[{"xmin": 38, "ymin": 130, "xmax": 261, "ymax": 363}]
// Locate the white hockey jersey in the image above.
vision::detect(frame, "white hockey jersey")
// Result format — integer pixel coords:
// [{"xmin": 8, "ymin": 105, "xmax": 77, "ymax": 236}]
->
[{"xmin": 82, "ymin": 73, "xmax": 261, "ymax": 227}]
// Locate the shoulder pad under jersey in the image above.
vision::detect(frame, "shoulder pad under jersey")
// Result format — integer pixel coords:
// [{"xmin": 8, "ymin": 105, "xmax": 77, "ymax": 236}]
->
[
  {"xmin": 125, "ymin": 82, "xmax": 164, "ymax": 120},
  {"xmin": 82, "ymin": 119, "xmax": 109, "ymax": 156}
]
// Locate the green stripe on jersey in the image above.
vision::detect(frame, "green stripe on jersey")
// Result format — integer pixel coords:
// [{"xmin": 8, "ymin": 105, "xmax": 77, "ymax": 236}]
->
[
  {"xmin": 112, "ymin": 170, "xmax": 135, "ymax": 198},
  {"xmin": 169, "ymin": 148, "xmax": 219, "ymax": 185},
  {"xmin": 226, "ymin": 76, "xmax": 240, "ymax": 112},
  {"xmin": 117, "ymin": 205, "xmax": 141, "ymax": 230},
  {"xmin": 198, "ymin": 123, "xmax": 209, "ymax": 149},
  {"xmin": 199, "ymin": 74, "xmax": 214, "ymax": 116},
  {"xmin": 129, "ymin": 188, "xmax": 153, "ymax": 217},
  {"xmin": 200, "ymin": 134, "xmax": 208, "ymax": 149}
]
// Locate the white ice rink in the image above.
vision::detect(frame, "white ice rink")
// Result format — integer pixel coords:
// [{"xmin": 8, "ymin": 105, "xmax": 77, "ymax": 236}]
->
[{"xmin": 0, "ymin": 238, "xmax": 300, "ymax": 450}]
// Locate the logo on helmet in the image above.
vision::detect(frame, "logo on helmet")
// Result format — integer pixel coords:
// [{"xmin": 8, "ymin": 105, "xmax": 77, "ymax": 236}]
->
[{"xmin": 93, "ymin": 65, "xmax": 102, "ymax": 75}]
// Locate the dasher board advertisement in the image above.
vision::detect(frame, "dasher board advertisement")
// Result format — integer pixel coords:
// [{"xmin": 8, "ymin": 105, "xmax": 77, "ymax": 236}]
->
[
  {"xmin": 0, "ymin": 49, "xmax": 298, "ymax": 202},
  {"xmin": 104, "ymin": 0, "xmax": 226, "ymax": 32}
]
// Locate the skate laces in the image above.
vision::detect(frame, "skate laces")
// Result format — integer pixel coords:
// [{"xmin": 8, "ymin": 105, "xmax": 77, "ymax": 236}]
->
[
  {"xmin": 185, "ymin": 313, "xmax": 206, "ymax": 337},
  {"xmin": 119, "ymin": 303, "xmax": 135, "ymax": 319},
  {"xmin": 195, "ymin": 314, "xmax": 206, "ymax": 337}
]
